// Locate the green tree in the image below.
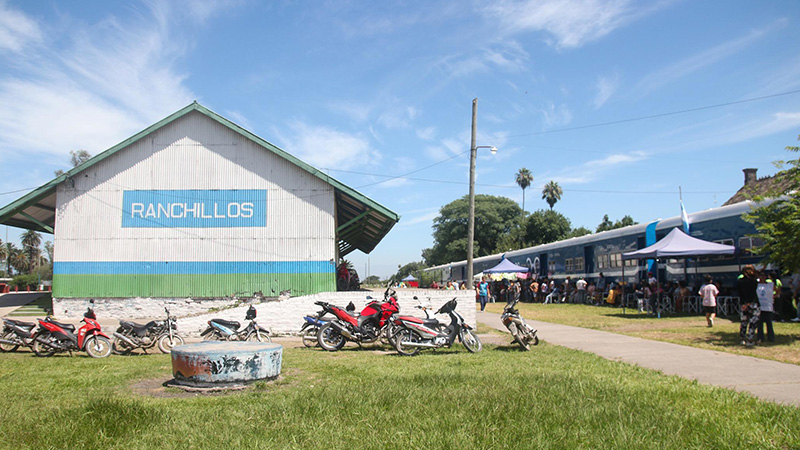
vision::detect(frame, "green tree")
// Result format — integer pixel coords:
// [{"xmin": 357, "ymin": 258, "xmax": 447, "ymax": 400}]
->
[
  {"xmin": 523, "ymin": 209, "xmax": 572, "ymax": 246},
  {"xmin": 744, "ymin": 136, "xmax": 800, "ymax": 272},
  {"xmin": 515, "ymin": 168, "xmax": 534, "ymax": 215},
  {"xmin": 362, "ymin": 275, "xmax": 381, "ymax": 286},
  {"xmin": 21, "ymin": 230, "xmax": 42, "ymax": 273},
  {"xmin": 567, "ymin": 226, "xmax": 593, "ymax": 239},
  {"xmin": 597, "ymin": 214, "xmax": 638, "ymax": 233},
  {"xmin": 3, "ymin": 242, "xmax": 15, "ymax": 276},
  {"xmin": 542, "ymin": 180, "xmax": 563, "ymax": 210},
  {"xmin": 10, "ymin": 248, "xmax": 29, "ymax": 274},
  {"xmin": 54, "ymin": 149, "xmax": 92, "ymax": 176},
  {"xmin": 422, "ymin": 195, "xmax": 523, "ymax": 266},
  {"xmin": 596, "ymin": 214, "xmax": 614, "ymax": 232},
  {"xmin": 44, "ymin": 241, "xmax": 54, "ymax": 270}
]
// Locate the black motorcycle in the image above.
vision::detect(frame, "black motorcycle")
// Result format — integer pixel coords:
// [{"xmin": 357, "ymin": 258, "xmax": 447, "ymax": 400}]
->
[
  {"xmin": 112, "ymin": 308, "xmax": 185, "ymax": 354},
  {"xmin": 200, "ymin": 305, "xmax": 271, "ymax": 342},
  {"xmin": 0, "ymin": 318, "xmax": 38, "ymax": 352}
]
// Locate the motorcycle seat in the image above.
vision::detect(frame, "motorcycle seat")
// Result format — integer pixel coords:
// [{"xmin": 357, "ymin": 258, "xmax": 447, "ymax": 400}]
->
[
  {"xmin": 49, "ymin": 320, "xmax": 75, "ymax": 332},
  {"xmin": 4, "ymin": 318, "xmax": 36, "ymax": 328},
  {"xmin": 211, "ymin": 319, "xmax": 240, "ymax": 330},
  {"xmin": 398, "ymin": 316, "xmax": 440, "ymax": 328},
  {"xmin": 120, "ymin": 320, "xmax": 157, "ymax": 335}
]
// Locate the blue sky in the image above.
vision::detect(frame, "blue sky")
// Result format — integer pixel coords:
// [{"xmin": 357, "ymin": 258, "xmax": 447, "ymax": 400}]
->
[{"xmin": 1, "ymin": 0, "xmax": 799, "ymax": 279}]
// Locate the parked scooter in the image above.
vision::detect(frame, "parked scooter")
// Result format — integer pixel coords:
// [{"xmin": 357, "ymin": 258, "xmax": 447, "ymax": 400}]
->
[
  {"xmin": 0, "ymin": 318, "xmax": 38, "ymax": 352},
  {"xmin": 501, "ymin": 297, "xmax": 539, "ymax": 351},
  {"xmin": 112, "ymin": 308, "xmax": 185, "ymax": 354},
  {"xmin": 392, "ymin": 298, "xmax": 482, "ymax": 356},
  {"xmin": 315, "ymin": 287, "xmax": 399, "ymax": 351},
  {"xmin": 32, "ymin": 307, "xmax": 112, "ymax": 358},
  {"xmin": 200, "ymin": 305, "xmax": 271, "ymax": 342},
  {"xmin": 299, "ymin": 310, "xmax": 329, "ymax": 348}
]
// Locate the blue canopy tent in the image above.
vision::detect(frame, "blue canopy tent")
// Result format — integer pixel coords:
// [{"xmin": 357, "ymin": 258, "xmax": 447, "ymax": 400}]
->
[{"xmin": 401, "ymin": 274, "xmax": 419, "ymax": 288}]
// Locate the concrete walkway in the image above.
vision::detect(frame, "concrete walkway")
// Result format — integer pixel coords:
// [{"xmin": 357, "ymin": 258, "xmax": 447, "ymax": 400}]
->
[{"xmin": 477, "ymin": 310, "xmax": 800, "ymax": 407}]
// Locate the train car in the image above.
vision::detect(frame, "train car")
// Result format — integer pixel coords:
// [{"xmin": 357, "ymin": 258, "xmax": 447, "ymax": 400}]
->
[{"xmin": 426, "ymin": 200, "xmax": 768, "ymax": 293}]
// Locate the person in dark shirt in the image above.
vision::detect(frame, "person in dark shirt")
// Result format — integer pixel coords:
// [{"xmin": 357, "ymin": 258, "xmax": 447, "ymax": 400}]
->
[{"xmin": 737, "ymin": 265, "xmax": 760, "ymax": 347}]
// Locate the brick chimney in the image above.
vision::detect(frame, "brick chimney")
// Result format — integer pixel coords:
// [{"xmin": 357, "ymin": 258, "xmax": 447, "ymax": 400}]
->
[{"xmin": 743, "ymin": 168, "xmax": 758, "ymax": 186}]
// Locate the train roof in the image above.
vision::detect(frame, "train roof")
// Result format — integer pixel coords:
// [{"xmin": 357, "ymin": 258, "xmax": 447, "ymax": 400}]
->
[{"xmin": 425, "ymin": 199, "xmax": 766, "ymax": 271}]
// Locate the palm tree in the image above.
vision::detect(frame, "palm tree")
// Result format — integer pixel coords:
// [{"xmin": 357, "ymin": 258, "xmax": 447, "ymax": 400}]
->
[
  {"xmin": 4, "ymin": 242, "xmax": 16, "ymax": 276},
  {"xmin": 515, "ymin": 168, "xmax": 534, "ymax": 215},
  {"xmin": 21, "ymin": 230, "xmax": 42, "ymax": 273},
  {"xmin": 10, "ymin": 249, "xmax": 29, "ymax": 274},
  {"xmin": 542, "ymin": 180, "xmax": 563, "ymax": 210},
  {"xmin": 0, "ymin": 239, "xmax": 5, "ymax": 276}
]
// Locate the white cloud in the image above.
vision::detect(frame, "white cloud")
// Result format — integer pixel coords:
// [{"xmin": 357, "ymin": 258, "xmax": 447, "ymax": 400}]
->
[
  {"xmin": 416, "ymin": 127, "xmax": 436, "ymax": 141},
  {"xmin": 277, "ymin": 121, "xmax": 381, "ymax": 171},
  {"xmin": 633, "ymin": 20, "xmax": 783, "ymax": 97},
  {"xmin": 0, "ymin": 1, "xmax": 42, "ymax": 53},
  {"xmin": 594, "ymin": 73, "xmax": 619, "ymax": 109},
  {"xmin": 0, "ymin": 2, "xmax": 203, "ymax": 158},
  {"xmin": 541, "ymin": 102, "xmax": 573, "ymax": 128},
  {"xmin": 378, "ymin": 105, "xmax": 418, "ymax": 130},
  {"xmin": 398, "ymin": 210, "xmax": 439, "ymax": 227},
  {"xmin": 550, "ymin": 150, "xmax": 649, "ymax": 184},
  {"xmin": 480, "ymin": 0, "xmax": 649, "ymax": 50}
]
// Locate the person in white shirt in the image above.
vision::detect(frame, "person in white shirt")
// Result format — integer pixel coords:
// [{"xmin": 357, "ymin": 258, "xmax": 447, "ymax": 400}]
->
[{"xmin": 699, "ymin": 274, "xmax": 719, "ymax": 327}]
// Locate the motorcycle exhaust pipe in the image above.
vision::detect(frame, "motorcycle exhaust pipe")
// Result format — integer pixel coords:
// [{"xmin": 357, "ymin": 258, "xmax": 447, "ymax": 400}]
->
[
  {"xmin": 330, "ymin": 322, "xmax": 356, "ymax": 340},
  {"xmin": 113, "ymin": 332, "xmax": 137, "ymax": 347},
  {"xmin": 0, "ymin": 338, "xmax": 20, "ymax": 345}
]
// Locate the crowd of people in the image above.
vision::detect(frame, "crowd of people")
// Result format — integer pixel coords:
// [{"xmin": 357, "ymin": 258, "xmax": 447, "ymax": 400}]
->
[{"xmin": 419, "ymin": 266, "xmax": 800, "ymax": 347}]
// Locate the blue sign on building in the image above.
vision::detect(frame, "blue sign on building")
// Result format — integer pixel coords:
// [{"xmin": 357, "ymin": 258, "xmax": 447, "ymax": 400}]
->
[{"xmin": 122, "ymin": 190, "xmax": 267, "ymax": 228}]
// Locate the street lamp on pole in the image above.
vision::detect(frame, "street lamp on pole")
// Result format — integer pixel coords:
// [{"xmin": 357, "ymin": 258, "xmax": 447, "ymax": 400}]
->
[{"xmin": 466, "ymin": 98, "xmax": 497, "ymax": 287}]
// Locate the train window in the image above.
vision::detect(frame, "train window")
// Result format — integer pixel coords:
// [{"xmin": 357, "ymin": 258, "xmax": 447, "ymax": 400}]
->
[
  {"xmin": 574, "ymin": 257, "xmax": 584, "ymax": 273},
  {"xmin": 624, "ymin": 259, "xmax": 637, "ymax": 267},
  {"xmin": 565, "ymin": 258, "xmax": 574, "ymax": 273},
  {"xmin": 548, "ymin": 260, "xmax": 556, "ymax": 273},
  {"xmin": 738, "ymin": 236, "xmax": 764, "ymax": 256},
  {"xmin": 610, "ymin": 253, "xmax": 622, "ymax": 268},
  {"xmin": 596, "ymin": 254, "xmax": 607, "ymax": 269}
]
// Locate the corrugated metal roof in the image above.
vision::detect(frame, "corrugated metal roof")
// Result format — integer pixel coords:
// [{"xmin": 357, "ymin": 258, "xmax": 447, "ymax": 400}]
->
[{"xmin": 0, "ymin": 102, "xmax": 399, "ymax": 254}]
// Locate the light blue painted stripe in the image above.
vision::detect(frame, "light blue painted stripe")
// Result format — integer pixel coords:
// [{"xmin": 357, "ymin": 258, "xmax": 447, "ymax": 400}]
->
[{"xmin": 54, "ymin": 261, "xmax": 335, "ymax": 275}]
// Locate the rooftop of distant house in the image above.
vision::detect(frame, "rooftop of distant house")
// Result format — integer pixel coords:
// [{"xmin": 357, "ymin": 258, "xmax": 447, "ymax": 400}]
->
[{"xmin": 723, "ymin": 168, "xmax": 792, "ymax": 206}]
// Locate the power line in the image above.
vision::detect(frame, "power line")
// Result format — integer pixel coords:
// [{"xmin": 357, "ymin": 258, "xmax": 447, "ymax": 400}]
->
[{"xmin": 507, "ymin": 89, "xmax": 800, "ymax": 138}]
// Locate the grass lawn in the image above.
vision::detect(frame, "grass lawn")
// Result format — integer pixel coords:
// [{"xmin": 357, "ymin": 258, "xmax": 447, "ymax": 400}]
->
[
  {"xmin": 482, "ymin": 302, "xmax": 800, "ymax": 365},
  {"xmin": 0, "ymin": 341, "xmax": 798, "ymax": 449}
]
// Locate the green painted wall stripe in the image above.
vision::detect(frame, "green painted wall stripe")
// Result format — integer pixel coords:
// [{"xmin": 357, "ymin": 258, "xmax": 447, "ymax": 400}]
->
[{"xmin": 53, "ymin": 273, "xmax": 335, "ymax": 298}]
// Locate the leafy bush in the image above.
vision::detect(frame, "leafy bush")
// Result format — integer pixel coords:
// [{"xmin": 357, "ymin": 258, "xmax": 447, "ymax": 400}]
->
[{"xmin": 11, "ymin": 273, "xmax": 38, "ymax": 288}]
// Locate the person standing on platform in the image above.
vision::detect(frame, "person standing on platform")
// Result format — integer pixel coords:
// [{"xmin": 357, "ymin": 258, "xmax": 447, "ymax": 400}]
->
[
  {"xmin": 738, "ymin": 265, "xmax": 760, "ymax": 347},
  {"xmin": 477, "ymin": 277, "xmax": 491, "ymax": 312},
  {"xmin": 699, "ymin": 275, "xmax": 719, "ymax": 327},
  {"xmin": 756, "ymin": 272, "xmax": 776, "ymax": 343}
]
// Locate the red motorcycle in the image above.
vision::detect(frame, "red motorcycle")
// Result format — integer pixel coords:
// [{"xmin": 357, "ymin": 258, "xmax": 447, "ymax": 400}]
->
[
  {"xmin": 315, "ymin": 287, "xmax": 399, "ymax": 351},
  {"xmin": 33, "ymin": 307, "xmax": 112, "ymax": 358}
]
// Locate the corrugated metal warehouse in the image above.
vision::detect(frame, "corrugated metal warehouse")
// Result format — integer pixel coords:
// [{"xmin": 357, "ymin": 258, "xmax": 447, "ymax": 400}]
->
[{"xmin": 0, "ymin": 102, "xmax": 399, "ymax": 315}]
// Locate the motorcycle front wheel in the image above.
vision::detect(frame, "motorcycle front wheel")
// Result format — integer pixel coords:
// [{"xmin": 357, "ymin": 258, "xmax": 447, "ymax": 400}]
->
[
  {"xmin": 32, "ymin": 332, "xmax": 57, "ymax": 357},
  {"xmin": 157, "ymin": 334, "xmax": 185, "ymax": 353},
  {"xmin": 85, "ymin": 336, "xmax": 112, "ymax": 358},
  {"xmin": 203, "ymin": 330, "xmax": 223, "ymax": 341},
  {"xmin": 0, "ymin": 330, "xmax": 20, "ymax": 352},
  {"xmin": 394, "ymin": 328, "xmax": 421, "ymax": 356},
  {"xmin": 246, "ymin": 331, "xmax": 271, "ymax": 343},
  {"xmin": 459, "ymin": 329, "xmax": 482, "ymax": 353},
  {"xmin": 301, "ymin": 327, "xmax": 319, "ymax": 347},
  {"xmin": 317, "ymin": 322, "xmax": 346, "ymax": 351},
  {"xmin": 112, "ymin": 336, "xmax": 133, "ymax": 355}
]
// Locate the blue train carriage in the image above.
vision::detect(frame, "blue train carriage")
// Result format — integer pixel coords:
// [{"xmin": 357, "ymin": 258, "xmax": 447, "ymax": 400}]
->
[{"xmin": 426, "ymin": 200, "xmax": 770, "ymax": 293}]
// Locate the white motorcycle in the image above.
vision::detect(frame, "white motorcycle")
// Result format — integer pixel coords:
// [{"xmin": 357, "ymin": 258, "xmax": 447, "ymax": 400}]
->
[{"xmin": 501, "ymin": 297, "xmax": 539, "ymax": 351}]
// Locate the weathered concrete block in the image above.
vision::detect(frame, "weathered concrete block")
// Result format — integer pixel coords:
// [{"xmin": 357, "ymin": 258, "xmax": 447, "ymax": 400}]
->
[{"xmin": 171, "ymin": 341, "xmax": 282, "ymax": 387}]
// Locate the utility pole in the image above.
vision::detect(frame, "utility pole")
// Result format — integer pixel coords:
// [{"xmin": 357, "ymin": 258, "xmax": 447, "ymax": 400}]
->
[{"xmin": 467, "ymin": 99, "xmax": 478, "ymax": 286}]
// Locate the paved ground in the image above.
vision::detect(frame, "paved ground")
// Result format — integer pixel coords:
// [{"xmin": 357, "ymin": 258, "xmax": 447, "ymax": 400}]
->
[{"xmin": 477, "ymin": 310, "xmax": 800, "ymax": 408}]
